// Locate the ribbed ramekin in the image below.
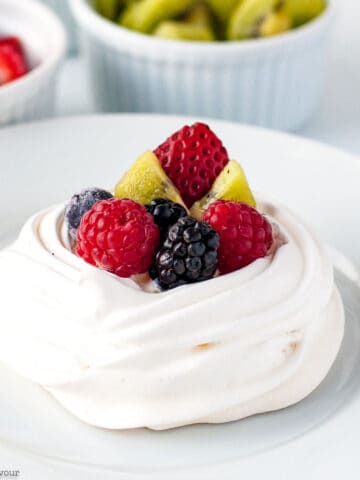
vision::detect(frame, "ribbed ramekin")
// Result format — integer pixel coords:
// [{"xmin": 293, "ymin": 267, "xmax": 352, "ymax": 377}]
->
[
  {"xmin": 39, "ymin": 0, "xmax": 78, "ymax": 54},
  {"xmin": 0, "ymin": 0, "xmax": 67, "ymax": 127},
  {"xmin": 71, "ymin": 0, "xmax": 336, "ymax": 131}
]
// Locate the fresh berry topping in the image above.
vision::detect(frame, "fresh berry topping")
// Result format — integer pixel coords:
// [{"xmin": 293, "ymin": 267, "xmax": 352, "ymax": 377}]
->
[
  {"xmin": 0, "ymin": 36, "xmax": 28, "ymax": 86},
  {"xmin": 76, "ymin": 198, "xmax": 160, "ymax": 278},
  {"xmin": 114, "ymin": 150, "xmax": 185, "ymax": 207},
  {"xmin": 145, "ymin": 198, "xmax": 187, "ymax": 241},
  {"xmin": 65, "ymin": 188, "xmax": 113, "ymax": 242},
  {"xmin": 153, "ymin": 216, "xmax": 219, "ymax": 290},
  {"xmin": 202, "ymin": 200, "xmax": 273, "ymax": 274},
  {"xmin": 154, "ymin": 123, "xmax": 229, "ymax": 208}
]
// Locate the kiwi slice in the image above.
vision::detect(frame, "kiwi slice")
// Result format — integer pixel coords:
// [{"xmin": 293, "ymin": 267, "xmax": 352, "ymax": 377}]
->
[
  {"xmin": 258, "ymin": 8, "xmax": 291, "ymax": 36},
  {"xmin": 119, "ymin": 0, "xmax": 196, "ymax": 34},
  {"xmin": 227, "ymin": 0, "xmax": 291, "ymax": 40},
  {"xmin": 190, "ymin": 160, "xmax": 256, "ymax": 220},
  {"xmin": 184, "ymin": 2, "xmax": 221, "ymax": 40},
  {"xmin": 284, "ymin": 0, "xmax": 326, "ymax": 27},
  {"xmin": 184, "ymin": 2, "xmax": 214, "ymax": 27},
  {"xmin": 154, "ymin": 21, "xmax": 215, "ymax": 41},
  {"xmin": 114, "ymin": 151, "xmax": 186, "ymax": 207},
  {"xmin": 205, "ymin": 0, "xmax": 239, "ymax": 24},
  {"xmin": 95, "ymin": 0, "xmax": 123, "ymax": 21},
  {"xmin": 95, "ymin": 0, "xmax": 140, "ymax": 21}
]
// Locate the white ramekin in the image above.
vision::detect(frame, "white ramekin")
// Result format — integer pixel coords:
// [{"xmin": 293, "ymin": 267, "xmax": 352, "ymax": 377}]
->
[
  {"xmin": 70, "ymin": 0, "xmax": 336, "ymax": 131},
  {"xmin": 39, "ymin": 0, "xmax": 78, "ymax": 54},
  {"xmin": 0, "ymin": 0, "xmax": 67, "ymax": 127}
]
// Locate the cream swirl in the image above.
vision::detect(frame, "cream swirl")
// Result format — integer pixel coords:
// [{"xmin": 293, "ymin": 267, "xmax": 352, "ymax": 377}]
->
[{"xmin": 0, "ymin": 198, "xmax": 344, "ymax": 430}]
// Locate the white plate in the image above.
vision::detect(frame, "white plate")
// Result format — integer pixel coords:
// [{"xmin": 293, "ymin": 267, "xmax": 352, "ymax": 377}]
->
[{"xmin": 0, "ymin": 114, "xmax": 359, "ymax": 480}]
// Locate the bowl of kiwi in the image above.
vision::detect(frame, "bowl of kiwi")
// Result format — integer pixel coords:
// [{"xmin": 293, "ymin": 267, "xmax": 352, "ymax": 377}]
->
[{"xmin": 70, "ymin": 0, "xmax": 336, "ymax": 131}]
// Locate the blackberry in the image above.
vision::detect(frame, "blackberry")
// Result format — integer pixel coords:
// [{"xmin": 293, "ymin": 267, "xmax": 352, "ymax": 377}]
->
[
  {"xmin": 145, "ymin": 198, "xmax": 187, "ymax": 241},
  {"xmin": 153, "ymin": 216, "xmax": 219, "ymax": 290},
  {"xmin": 64, "ymin": 187, "xmax": 113, "ymax": 242}
]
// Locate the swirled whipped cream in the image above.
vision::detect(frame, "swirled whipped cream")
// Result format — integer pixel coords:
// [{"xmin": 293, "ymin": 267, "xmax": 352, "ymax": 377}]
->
[{"xmin": 0, "ymin": 197, "xmax": 344, "ymax": 430}]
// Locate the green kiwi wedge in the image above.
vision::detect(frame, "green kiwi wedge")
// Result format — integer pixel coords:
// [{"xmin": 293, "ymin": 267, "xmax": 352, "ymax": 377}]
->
[
  {"xmin": 284, "ymin": 0, "xmax": 326, "ymax": 27},
  {"xmin": 154, "ymin": 21, "xmax": 215, "ymax": 41},
  {"xmin": 258, "ymin": 8, "xmax": 291, "ymax": 36},
  {"xmin": 184, "ymin": 2, "xmax": 214, "ymax": 27},
  {"xmin": 205, "ymin": 0, "xmax": 240, "ymax": 24},
  {"xmin": 96, "ymin": 0, "xmax": 325, "ymax": 41},
  {"xmin": 228, "ymin": 0, "xmax": 291, "ymax": 40},
  {"xmin": 119, "ymin": 0, "xmax": 197, "ymax": 34},
  {"xmin": 95, "ymin": 0, "xmax": 123, "ymax": 21}
]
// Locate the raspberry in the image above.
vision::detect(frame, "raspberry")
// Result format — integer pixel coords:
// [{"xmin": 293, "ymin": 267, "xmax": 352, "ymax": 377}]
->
[
  {"xmin": 65, "ymin": 187, "xmax": 113, "ymax": 242},
  {"xmin": 202, "ymin": 200, "xmax": 273, "ymax": 274},
  {"xmin": 76, "ymin": 198, "xmax": 160, "ymax": 278},
  {"xmin": 152, "ymin": 216, "xmax": 219, "ymax": 290},
  {"xmin": 154, "ymin": 123, "xmax": 229, "ymax": 208},
  {"xmin": 145, "ymin": 198, "xmax": 187, "ymax": 242}
]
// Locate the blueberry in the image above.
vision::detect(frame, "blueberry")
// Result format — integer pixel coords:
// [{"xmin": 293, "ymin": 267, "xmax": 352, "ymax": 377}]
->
[{"xmin": 64, "ymin": 187, "xmax": 113, "ymax": 242}]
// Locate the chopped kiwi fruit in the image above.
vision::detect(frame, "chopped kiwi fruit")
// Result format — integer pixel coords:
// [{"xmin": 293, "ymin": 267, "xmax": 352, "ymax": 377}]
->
[
  {"xmin": 114, "ymin": 151, "xmax": 186, "ymax": 207},
  {"xmin": 205, "ymin": 0, "xmax": 240, "ymax": 24},
  {"xmin": 95, "ymin": 0, "xmax": 123, "ymax": 21},
  {"xmin": 119, "ymin": 0, "xmax": 197, "ymax": 34},
  {"xmin": 154, "ymin": 21, "xmax": 215, "ymax": 41},
  {"xmin": 95, "ymin": 0, "xmax": 140, "ymax": 21},
  {"xmin": 227, "ymin": 0, "xmax": 291, "ymax": 40},
  {"xmin": 184, "ymin": 2, "xmax": 214, "ymax": 27},
  {"xmin": 258, "ymin": 8, "xmax": 291, "ymax": 37},
  {"xmin": 96, "ymin": 0, "xmax": 325, "ymax": 41},
  {"xmin": 184, "ymin": 2, "xmax": 223, "ymax": 40},
  {"xmin": 190, "ymin": 160, "xmax": 256, "ymax": 220},
  {"xmin": 284, "ymin": 0, "xmax": 326, "ymax": 27}
]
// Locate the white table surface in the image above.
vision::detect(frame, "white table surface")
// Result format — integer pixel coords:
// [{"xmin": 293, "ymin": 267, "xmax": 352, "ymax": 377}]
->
[{"xmin": 56, "ymin": 0, "xmax": 360, "ymax": 156}]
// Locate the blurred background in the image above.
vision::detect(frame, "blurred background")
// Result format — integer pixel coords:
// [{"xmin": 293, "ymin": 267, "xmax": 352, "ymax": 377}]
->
[{"xmin": 0, "ymin": 0, "xmax": 359, "ymax": 153}]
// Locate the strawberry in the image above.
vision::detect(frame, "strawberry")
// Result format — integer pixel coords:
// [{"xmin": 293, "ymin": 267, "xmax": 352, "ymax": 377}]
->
[
  {"xmin": 0, "ymin": 36, "xmax": 24, "ymax": 51},
  {"xmin": 0, "ymin": 36, "xmax": 28, "ymax": 86},
  {"xmin": 154, "ymin": 122, "xmax": 229, "ymax": 208}
]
